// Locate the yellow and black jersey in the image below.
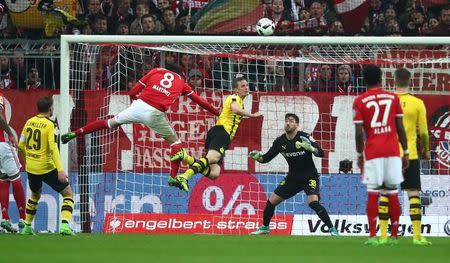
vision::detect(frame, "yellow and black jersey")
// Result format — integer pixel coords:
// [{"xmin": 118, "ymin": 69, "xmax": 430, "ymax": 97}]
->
[
  {"xmin": 216, "ymin": 94, "xmax": 244, "ymax": 140},
  {"xmin": 396, "ymin": 92, "xmax": 429, "ymax": 160},
  {"xmin": 18, "ymin": 114, "xmax": 63, "ymax": 175}
]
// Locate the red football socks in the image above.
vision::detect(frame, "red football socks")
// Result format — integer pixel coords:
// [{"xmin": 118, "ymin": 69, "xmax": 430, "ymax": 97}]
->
[
  {"xmin": 387, "ymin": 192, "xmax": 401, "ymax": 238},
  {"xmin": 75, "ymin": 119, "xmax": 109, "ymax": 136},
  {"xmin": 11, "ymin": 179, "xmax": 26, "ymax": 220},
  {"xmin": 366, "ymin": 191, "xmax": 380, "ymax": 237},
  {"xmin": 0, "ymin": 180, "xmax": 10, "ymax": 220}
]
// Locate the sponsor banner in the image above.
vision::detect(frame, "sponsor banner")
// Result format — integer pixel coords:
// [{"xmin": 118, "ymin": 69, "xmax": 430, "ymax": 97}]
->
[
  {"xmin": 420, "ymin": 174, "xmax": 450, "ymax": 216},
  {"xmin": 103, "ymin": 213, "xmax": 293, "ymax": 235},
  {"xmin": 292, "ymin": 215, "xmax": 450, "ymax": 237}
]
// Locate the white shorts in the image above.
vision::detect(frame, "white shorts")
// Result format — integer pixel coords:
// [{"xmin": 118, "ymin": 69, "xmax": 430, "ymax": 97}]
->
[
  {"xmin": 115, "ymin": 99, "xmax": 176, "ymax": 139},
  {"xmin": 362, "ymin": 156, "xmax": 403, "ymax": 188},
  {"xmin": 0, "ymin": 142, "xmax": 21, "ymax": 177}
]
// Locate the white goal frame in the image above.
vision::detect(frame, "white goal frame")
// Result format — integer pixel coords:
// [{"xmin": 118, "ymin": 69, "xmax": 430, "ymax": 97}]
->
[{"xmin": 59, "ymin": 35, "xmax": 450, "ymax": 174}]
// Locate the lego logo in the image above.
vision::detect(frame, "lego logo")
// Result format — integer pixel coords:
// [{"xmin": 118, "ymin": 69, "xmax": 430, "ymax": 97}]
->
[{"xmin": 109, "ymin": 218, "xmax": 122, "ymax": 230}]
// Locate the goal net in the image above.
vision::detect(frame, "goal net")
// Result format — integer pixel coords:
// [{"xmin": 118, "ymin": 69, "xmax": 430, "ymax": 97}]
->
[{"xmin": 60, "ymin": 36, "xmax": 450, "ymax": 235}]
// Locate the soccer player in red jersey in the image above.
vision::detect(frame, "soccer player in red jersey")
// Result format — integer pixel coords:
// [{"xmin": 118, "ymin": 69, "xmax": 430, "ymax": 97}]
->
[
  {"xmin": 61, "ymin": 63, "xmax": 220, "ymax": 189},
  {"xmin": 0, "ymin": 92, "xmax": 26, "ymax": 233},
  {"xmin": 353, "ymin": 65, "xmax": 409, "ymax": 246}
]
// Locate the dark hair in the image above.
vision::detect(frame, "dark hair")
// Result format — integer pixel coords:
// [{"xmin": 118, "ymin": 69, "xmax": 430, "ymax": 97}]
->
[
  {"xmin": 165, "ymin": 62, "xmax": 182, "ymax": 75},
  {"xmin": 285, "ymin": 113, "xmax": 299, "ymax": 123},
  {"xmin": 394, "ymin": 68, "xmax": 411, "ymax": 87},
  {"xmin": 232, "ymin": 77, "xmax": 247, "ymax": 90},
  {"xmin": 141, "ymin": 14, "xmax": 155, "ymax": 25},
  {"xmin": 363, "ymin": 64, "xmax": 382, "ymax": 87},
  {"xmin": 37, "ymin": 96, "xmax": 53, "ymax": 113}
]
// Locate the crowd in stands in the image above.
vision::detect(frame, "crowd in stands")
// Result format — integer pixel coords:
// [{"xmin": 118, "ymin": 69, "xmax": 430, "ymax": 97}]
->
[{"xmin": 0, "ymin": 0, "xmax": 449, "ymax": 92}]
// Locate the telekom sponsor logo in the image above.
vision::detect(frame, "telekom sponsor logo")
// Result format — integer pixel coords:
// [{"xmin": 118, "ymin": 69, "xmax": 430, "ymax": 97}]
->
[
  {"xmin": 188, "ymin": 173, "xmax": 267, "ymax": 215},
  {"xmin": 103, "ymin": 213, "xmax": 293, "ymax": 235}
]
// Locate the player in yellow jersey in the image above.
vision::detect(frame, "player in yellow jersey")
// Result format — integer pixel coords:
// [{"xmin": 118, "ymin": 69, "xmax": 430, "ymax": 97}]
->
[
  {"xmin": 172, "ymin": 77, "xmax": 262, "ymax": 192},
  {"xmin": 18, "ymin": 96, "xmax": 75, "ymax": 236},
  {"xmin": 395, "ymin": 68, "xmax": 431, "ymax": 245}
]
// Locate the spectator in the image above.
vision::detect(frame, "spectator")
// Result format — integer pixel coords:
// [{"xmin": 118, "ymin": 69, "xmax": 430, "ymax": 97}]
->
[
  {"xmin": 100, "ymin": 0, "xmax": 114, "ymax": 17},
  {"xmin": 368, "ymin": 0, "xmax": 384, "ymax": 34},
  {"xmin": 259, "ymin": 60, "xmax": 291, "ymax": 92},
  {"xmin": 432, "ymin": 5, "xmax": 449, "ymax": 35},
  {"xmin": 11, "ymin": 52, "xmax": 27, "ymax": 89},
  {"xmin": 117, "ymin": 22, "xmax": 129, "ymax": 34},
  {"xmin": 161, "ymin": 8, "xmax": 183, "ymax": 34},
  {"xmin": 269, "ymin": 0, "xmax": 292, "ymax": 28},
  {"xmin": 336, "ymin": 65, "xmax": 355, "ymax": 93},
  {"xmin": 93, "ymin": 14, "xmax": 109, "ymax": 34},
  {"xmin": 141, "ymin": 14, "xmax": 158, "ymax": 34},
  {"xmin": 308, "ymin": 1, "xmax": 328, "ymax": 35},
  {"xmin": 111, "ymin": 0, "xmax": 134, "ymax": 32},
  {"xmin": 308, "ymin": 64, "xmax": 334, "ymax": 92},
  {"xmin": 82, "ymin": 24, "xmax": 94, "ymax": 34},
  {"xmin": 0, "ymin": 57, "xmax": 16, "ymax": 90},
  {"xmin": 80, "ymin": 0, "xmax": 102, "ymax": 24},
  {"xmin": 188, "ymin": 69, "xmax": 203, "ymax": 88},
  {"xmin": 329, "ymin": 20, "xmax": 344, "ymax": 35},
  {"xmin": 176, "ymin": 9, "xmax": 190, "ymax": 33},
  {"xmin": 130, "ymin": 2, "xmax": 149, "ymax": 35},
  {"xmin": 25, "ymin": 68, "xmax": 42, "ymax": 90},
  {"xmin": 180, "ymin": 54, "xmax": 192, "ymax": 78}
]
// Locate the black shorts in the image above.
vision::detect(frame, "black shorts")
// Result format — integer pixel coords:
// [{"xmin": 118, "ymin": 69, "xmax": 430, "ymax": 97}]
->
[
  {"xmin": 274, "ymin": 176, "xmax": 320, "ymax": 200},
  {"xmin": 27, "ymin": 169, "xmax": 69, "ymax": 193},
  {"xmin": 205, "ymin": 125, "xmax": 231, "ymax": 165},
  {"xmin": 401, "ymin": 159, "xmax": 421, "ymax": 190}
]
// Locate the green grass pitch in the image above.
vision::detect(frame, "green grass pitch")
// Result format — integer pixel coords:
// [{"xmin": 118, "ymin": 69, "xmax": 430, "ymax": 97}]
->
[{"xmin": 1, "ymin": 234, "xmax": 448, "ymax": 263}]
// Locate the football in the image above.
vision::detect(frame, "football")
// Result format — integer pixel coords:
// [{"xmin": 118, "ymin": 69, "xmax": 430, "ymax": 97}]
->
[{"xmin": 256, "ymin": 18, "xmax": 275, "ymax": 36}]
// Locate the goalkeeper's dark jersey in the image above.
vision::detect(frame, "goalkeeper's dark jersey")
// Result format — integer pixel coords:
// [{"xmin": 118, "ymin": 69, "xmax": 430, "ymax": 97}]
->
[{"xmin": 260, "ymin": 131, "xmax": 324, "ymax": 181}]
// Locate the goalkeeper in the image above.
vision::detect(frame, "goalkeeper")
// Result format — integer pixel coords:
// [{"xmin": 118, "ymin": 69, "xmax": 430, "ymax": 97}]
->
[{"xmin": 249, "ymin": 113, "xmax": 338, "ymax": 236}]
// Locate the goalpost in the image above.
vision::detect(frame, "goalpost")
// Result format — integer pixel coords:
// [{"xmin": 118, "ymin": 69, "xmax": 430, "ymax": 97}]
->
[{"xmin": 59, "ymin": 35, "xmax": 450, "ymax": 235}]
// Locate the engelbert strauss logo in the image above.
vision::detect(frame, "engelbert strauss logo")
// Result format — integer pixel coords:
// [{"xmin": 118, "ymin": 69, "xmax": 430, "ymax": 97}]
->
[
  {"xmin": 444, "ymin": 220, "xmax": 450, "ymax": 236},
  {"xmin": 108, "ymin": 217, "xmax": 123, "ymax": 232}
]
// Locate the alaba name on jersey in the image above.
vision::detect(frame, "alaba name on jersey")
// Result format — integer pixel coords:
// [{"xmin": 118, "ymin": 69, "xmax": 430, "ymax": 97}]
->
[
  {"xmin": 135, "ymin": 68, "xmax": 193, "ymax": 112},
  {"xmin": 353, "ymin": 87, "xmax": 403, "ymax": 160}
]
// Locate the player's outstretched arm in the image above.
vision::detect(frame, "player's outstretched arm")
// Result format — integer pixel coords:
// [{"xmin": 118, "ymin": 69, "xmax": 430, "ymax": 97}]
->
[
  {"xmin": 249, "ymin": 138, "xmax": 280, "ymax": 163},
  {"xmin": 230, "ymin": 102, "xmax": 262, "ymax": 118},
  {"xmin": 188, "ymin": 92, "xmax": 220, "ymax": 116}
]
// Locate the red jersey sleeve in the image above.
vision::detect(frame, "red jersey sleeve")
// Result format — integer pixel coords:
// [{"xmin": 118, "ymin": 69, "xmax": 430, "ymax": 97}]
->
[
  {"xmin": 181, "ymin": 83, "xmax": 194, "ymax": 96},
  {"xmin": 129, "ymin": 69, "xmax": 158, "ymax": 98},
  {"xmin": 352, "ymin": 98, "xmax": 363, "ymax": 123}
]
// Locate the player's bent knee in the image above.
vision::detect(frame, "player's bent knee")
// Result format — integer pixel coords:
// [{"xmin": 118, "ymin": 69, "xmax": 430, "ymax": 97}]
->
[
  {"xmin": 60, "ymin": 185, "xmax": 73, "ymax": 197},
  {"xmin": 108, "ymin": 118, "xmax": 120, "ymax": 128},
  {"xmin": 31, "ymin": 190, "xmax": 42, "ymax": 200}
]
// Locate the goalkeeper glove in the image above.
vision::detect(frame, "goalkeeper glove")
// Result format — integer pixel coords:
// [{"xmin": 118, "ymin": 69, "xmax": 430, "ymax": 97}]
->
[
  {"xmin": 295, "ymin": 136, "xmax": 316, "ymax": 153},
  {"xmin": 249, "ymin": 150, "xmax": 262, "ymax": 161}
]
